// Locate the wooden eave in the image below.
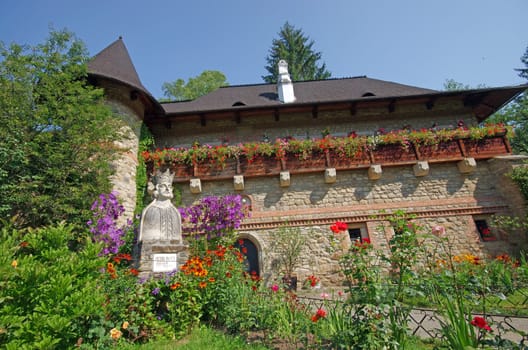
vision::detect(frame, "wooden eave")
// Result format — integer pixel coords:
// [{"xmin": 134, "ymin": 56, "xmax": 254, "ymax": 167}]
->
[{"xmin": 145, "ymin": 85, "xmax": 527, "ymax": 127}]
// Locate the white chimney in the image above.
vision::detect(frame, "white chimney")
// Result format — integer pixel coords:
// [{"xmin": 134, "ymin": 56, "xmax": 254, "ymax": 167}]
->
[{"xmin": 277, "ymin": 60, "xmax": 295, "ymax": 103}]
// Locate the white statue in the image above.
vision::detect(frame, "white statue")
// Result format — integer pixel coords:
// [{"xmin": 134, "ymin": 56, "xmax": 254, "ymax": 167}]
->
[{"xmin": 139, "ymin": 169, "xmax": 182, "ymax": 242}]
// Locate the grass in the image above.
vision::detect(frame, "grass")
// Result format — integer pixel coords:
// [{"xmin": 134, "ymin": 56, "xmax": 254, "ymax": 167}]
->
[
  {"xmin": 122, "ymin": 326, "xmax": 270, "ymax": 350},
  {"xmin": 119, "ymin": 325, "xmax": 440, "ymax": 349}
]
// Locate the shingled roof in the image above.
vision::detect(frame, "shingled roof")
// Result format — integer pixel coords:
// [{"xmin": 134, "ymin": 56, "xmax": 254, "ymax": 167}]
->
[
  {"xmin": 88, "ymin": 38, "xmax": 526, "ymax": 122},
  {"xmin": 162, "ymin": 77, "xmax": 438, "ymax": 114},
  {"xmin": 87, "ymin": 37, "xmax": 163, "ymax": 115}
]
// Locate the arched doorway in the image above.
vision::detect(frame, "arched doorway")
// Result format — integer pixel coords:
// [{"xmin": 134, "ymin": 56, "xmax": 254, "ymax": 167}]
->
[{"xmin": 235, "ymin": 238, "xmax": 260, "ymax": 276}]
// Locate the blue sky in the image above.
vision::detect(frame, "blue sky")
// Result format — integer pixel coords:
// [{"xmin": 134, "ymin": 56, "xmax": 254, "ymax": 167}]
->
[{"xmin": 1, "ymin": 0, "xmax": 526, "ymax": 99}]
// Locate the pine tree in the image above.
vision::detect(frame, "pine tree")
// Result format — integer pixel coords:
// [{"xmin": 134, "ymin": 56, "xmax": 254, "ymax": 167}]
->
[
  {"xmin": 262, "ymin": 22, "xmax": 331, "ymax": 83},
  {"xmin": 489, "ymin": 44, "xmax": 528, "ymax": 154}
]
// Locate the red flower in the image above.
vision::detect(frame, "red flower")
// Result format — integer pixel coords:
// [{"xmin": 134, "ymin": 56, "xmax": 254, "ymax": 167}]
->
[
  {"xmin": 471, "ymin": 316, "xmax": 492, "ymax": 331},
  {"xmin": 306, "ymin": 275, "xmax": 319, "ymax": 287},
  {"xmin": 330, "ymin": 221, "xmax": 348, "ymax": 233},
  {"xmin": 311, "ymin": 308, "xmax": 327, "ymax": 322},
  {"xmin": 362, "ymin": 238, "xmax": 371, "ymax": 244},
  {"xmin": 129, "ymin": 268, "xmax": 139, "ymax": 276}
]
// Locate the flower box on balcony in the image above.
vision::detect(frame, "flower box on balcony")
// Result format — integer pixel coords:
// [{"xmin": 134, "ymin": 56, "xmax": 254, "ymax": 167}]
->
[
  {"xmin": 239, "ymin": 155, "xmax": 281, "ymax": 177},
  {"xmin": 371, "ymin": 144, "xmax": 417, "ymax": 164},
  {"xmin": 463, "ymin": 136, "xmax": 510, "ymax": 159},
  {"xmin": 194, "ymin": 159, "xmax": 237, "ymax": 178},
  {"xmin": 172, "ymin": 162, "xmax": 193, "ymax": 179},
  {"xmin": 141, "ymin": 124, "xmax": 511, "ymax": 181},
  {"xmin": 415, "ymin": 140, "xmax": 462, "ymax": 161},
  {"xmin": 331, "ymin": 151, "xmax": 371, "ymax": 169},
  {"xmin": 284, "ymin": 152, "xmax": 328, "ymax": 173}
]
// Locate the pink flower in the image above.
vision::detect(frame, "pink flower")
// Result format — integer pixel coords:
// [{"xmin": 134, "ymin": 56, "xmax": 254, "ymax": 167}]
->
[
  {"xmin": 271, "ymin": 284, "xmax": 279, "ymax": 292},
  {"xmin": 432, "ymin": 225, "xmax": 446, "ymax": 238},
  {"xmin": 320, "ymin": 293, "xmax": 329, "ymax": 299}
]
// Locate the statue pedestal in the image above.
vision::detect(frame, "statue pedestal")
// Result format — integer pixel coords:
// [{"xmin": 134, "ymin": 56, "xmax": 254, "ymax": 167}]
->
[{"xmin": 137, "ymin": 240, "xmax": 189, "ymax": 278}]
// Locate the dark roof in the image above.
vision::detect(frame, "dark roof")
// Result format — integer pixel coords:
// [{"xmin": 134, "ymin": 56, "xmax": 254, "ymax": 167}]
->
[
  {"xmin": 87, "ymin": 38, "xmax": 163, "ymax": 115},
  {"xmin": 88, "ymin": 39, "xmax": 526, "ymax": 122},
  {"xmin": 162, "ymin": 76, "xmax": 437, "ymax": 114}
]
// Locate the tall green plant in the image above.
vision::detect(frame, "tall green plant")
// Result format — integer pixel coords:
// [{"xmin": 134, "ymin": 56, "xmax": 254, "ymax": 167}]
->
[
  {"xmin": 135, "ymin": 123, "xmax": 156, "ymax": 216},
  {"xmin": 269, "ymin": 225, "xmax": 306, "ymax": 278}
]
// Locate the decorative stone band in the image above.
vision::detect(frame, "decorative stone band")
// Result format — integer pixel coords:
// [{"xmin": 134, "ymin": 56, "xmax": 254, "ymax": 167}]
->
[{"xmin": 238, "ymin": 205, "xmax": 508, "ymax": 230}]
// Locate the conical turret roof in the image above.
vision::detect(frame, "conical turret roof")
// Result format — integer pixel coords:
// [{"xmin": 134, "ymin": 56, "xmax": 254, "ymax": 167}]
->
[{"xmin": 88, "ymin": 37, "xmax": 163, "ymax": 115}]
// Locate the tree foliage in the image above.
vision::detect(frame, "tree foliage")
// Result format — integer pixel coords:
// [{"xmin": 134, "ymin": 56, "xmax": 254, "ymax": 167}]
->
[
  {"xmin": 488, "ymin": 45, "xmax": 528, "ymax": 154},
  {"xmin": 515, "ymin": 45, "xmax": 528, "ymax": 80},
  {"xmin": 0, "ymin": 29, "xmax": 119, "ymax": 228},
  {"xmin": 443, "ymin": 78, "xmax": 487, "ymax": 91},
  {"xmin": 161, "ymin": 70, "xmax": 228, "ymax": 101},
  {"xmin": 262, "ymin": 22, "xmax": 331, "ymax": 84}
]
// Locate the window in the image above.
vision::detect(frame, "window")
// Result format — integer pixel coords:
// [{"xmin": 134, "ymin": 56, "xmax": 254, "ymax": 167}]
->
[
  {"xmin": 474, "ymin": 219, "xmax": 496, "ymax": 241},
  {"xmin": 241, "ymin": 195, "xmax": 252, "ymax": 215},
  {"xmin": 348, "ymin": 228, "xmax": 361, "ymax": 242},
  {"xmin": 347, "ymin": 224, "xmax": 369, "ymax": 243}
]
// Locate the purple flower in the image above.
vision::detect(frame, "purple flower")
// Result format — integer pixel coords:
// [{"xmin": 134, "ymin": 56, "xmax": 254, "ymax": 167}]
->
[
  {"xmin": 179, "ymin": 195, "xmax": 247, "ymax": 239},
  {"xmin": 87, "ymin": 192, "xmax": 132, "ymax": 256},
  {"xmin": 151, "ymin": 287, "xmax": 160, "ymax": 296}
]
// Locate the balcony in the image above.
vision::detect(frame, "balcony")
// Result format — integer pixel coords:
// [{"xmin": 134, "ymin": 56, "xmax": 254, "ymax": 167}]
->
[{"xmin": 143, "ymin": 125, "xmax": 511, "ymax": 182}]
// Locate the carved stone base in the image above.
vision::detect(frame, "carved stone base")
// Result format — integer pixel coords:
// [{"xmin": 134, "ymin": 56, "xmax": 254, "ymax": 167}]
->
[{"xmin": 136, "ymin": 240, "xmax": 189, "ymax": 278}]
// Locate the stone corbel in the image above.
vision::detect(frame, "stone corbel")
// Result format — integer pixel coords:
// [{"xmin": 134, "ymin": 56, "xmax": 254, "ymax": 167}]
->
[
  {"xmin": 457, "ymin": 157, "xmax": 477, "ymax": 174},
  {"xmin": 279, "ymin": 171, "xmax": 290, "ymax": 187},
  {"xmin": 368, "ymin": 164, "xmax": 382, "ymax": 180},
  {"xmin": 413, "ymin": 161, "xmax": 430, "ymax": 177},
  {"xmin": 325, "ymin": 168, "xmax": 337, "ymax": 184},
  {"xmin": 190, "ymin": 178, "xmax": 202, "ymax": 194},
  {"xmin": 233, "ymin": 175, "xmax": 244, "ymax": 191}
]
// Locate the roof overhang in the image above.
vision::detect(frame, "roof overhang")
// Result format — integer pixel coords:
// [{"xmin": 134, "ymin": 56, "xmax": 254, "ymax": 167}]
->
[{"xmin": 148, "ymin": 84, "xmax": 526, "ymax": 126}]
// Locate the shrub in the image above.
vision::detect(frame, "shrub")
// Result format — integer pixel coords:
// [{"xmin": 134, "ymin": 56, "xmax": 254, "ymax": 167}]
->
[{"xmin": 0, "ymin": 224, "xmax": 107, "ymax": 349}]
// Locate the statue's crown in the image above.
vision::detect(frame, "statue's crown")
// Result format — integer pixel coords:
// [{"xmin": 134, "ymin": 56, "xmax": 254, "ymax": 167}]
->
[{"xmin": 154, "ymin": 168, "xmax": 174, "ymax": 185}]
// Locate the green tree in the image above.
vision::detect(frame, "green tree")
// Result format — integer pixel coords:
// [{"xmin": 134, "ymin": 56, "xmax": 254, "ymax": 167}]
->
[
  {"xmin": 443, "ymin": 78, "xmax": 487, "ymax": 91},
  {"xmin": 262, "ymin": 22, "xmax": 331, "ymax": 83},
  {"xmin": 161, "ymin": 70, "xmax": 228, "ymax": 101},
  {"xmin": 488, "ymin": 45, "xmax": 528, "ymax": 154},
  {"xmin": 515, "ymin": 45, "xmax": 528, "ymax": 80},
  {"xmin": 0, "ymin": 29, "xmax": 119, "ymax": 228}
]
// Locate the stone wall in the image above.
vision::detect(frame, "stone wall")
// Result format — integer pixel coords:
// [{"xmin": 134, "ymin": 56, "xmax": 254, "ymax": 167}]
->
[
  {"xmin": 146, "ymin": 100, "xmax": 526, "ymax": 287},
  {"xmin": 101, "ymin": 80, "xmax": 145, "ymax": 224},
  {"xmin": 172, "ymin": 159, "xmax": 524, "ymax": 286},
  {"xmin": 151, "ymin": 100, "xmax": 476, "ymax": 148}
]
